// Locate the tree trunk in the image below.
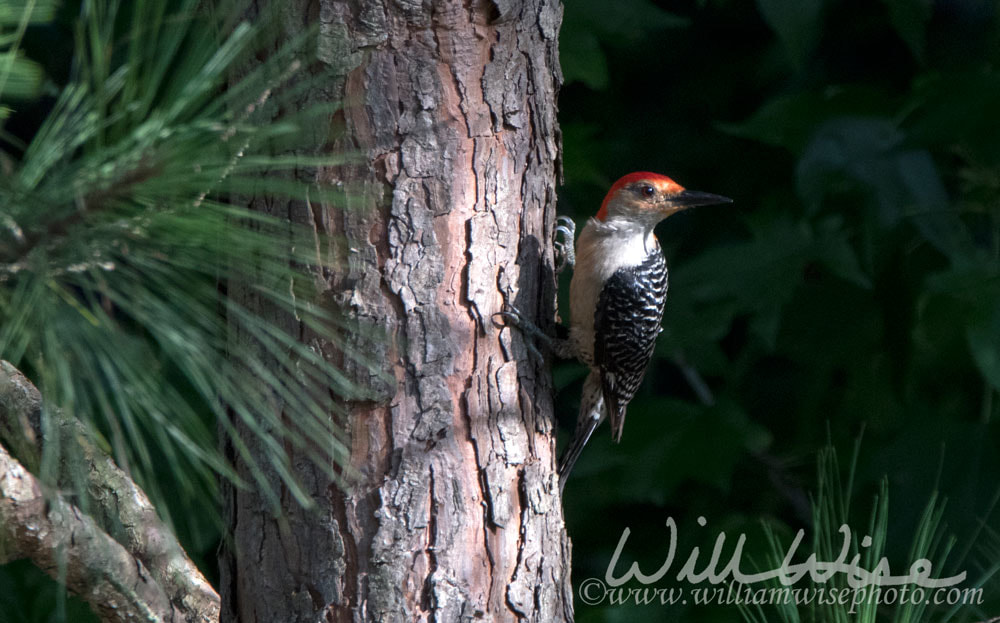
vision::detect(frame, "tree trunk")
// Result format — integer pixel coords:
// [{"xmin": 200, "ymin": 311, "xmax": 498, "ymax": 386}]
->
[{"xmin": 220, "ymin": 1, "xmax": 572, "ymax": 621}]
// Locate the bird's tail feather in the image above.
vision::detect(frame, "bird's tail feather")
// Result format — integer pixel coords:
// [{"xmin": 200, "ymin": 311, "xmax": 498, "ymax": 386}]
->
[
  {"xmin": 558, "ymin": 416, "xmax": 599, "ymax": 493},
  {"xmin": 609, "ymin": 400, "xmax": 626, "ymax": 443},
  {"xmin": 558, "ymin": 370, "xmax": 604, "ymax": 493}
]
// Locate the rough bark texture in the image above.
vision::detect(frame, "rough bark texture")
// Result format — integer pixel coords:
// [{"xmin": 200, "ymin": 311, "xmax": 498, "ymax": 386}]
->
[{"xmin": 220, "ymin": 0, "xmax": 572, "ymax": 621}]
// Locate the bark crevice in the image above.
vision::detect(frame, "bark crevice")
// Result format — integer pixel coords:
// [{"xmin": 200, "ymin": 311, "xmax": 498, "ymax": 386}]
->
[{"xmin": 223, "ymin": 1, "xmax": 571, "ymax": 621}]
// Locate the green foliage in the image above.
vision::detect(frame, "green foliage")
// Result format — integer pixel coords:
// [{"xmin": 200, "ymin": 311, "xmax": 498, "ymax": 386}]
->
[
  {"xmin": 755, "ymin": 0, "xmax": 827, "ymax": 69},
  {"xmin": 0, "ymin": 561, "xmax": 95, "ymax": 623},
  {"xmin": 741, "ymin": 444, "xmax": 990, "ymax": 623},
  {"xmin": 0, "ymin": 1, "xmax": 56, "ymax": 102},
  {"xmin": 560, "ymin": 0, "xmax": 999, "ymax": 620},
  {"xmin": 0, "ymin": 0, "xmax": 371, "ymax": 615},
  {"xmin": 0, "ymin": 0, "xmax": 361, "ymax": 538},
  {"xmin": 561, "ymin": 0, "xmax": 687, "ymax": 89},
  {"xmin": 882, "ymin": 0, "xmax": 933, "ymax": 62}
]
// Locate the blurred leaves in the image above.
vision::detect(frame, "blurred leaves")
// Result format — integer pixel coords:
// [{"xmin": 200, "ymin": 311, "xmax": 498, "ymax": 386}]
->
[
  {"xmin": 561, "ymin": 27, "xmax": 609, "ymax": 90},
  {"xmin": 664, "ymin": 212, "xmax": 869, "ymax": 352},
  {"xmin": 567, "ymin": 397, "xmax": 771, "ymax": 506},
  {"xmin": 0, "ymin": 0, "xmax": 59, "ymax": 23},
  {"xmin": 743, "ymin": 445, "xmax": 988, "ymax": 623},
  {"xmin": 0, "ymin": 52, "xmax": 43, "ymax": 99},
  {"xmin": 0, "ymin": 0, "xmax": 58, "ymax": 102},
  {"xmin": 926, "ymin": 263, "xmax": 1000, "ymax": 394},
  {"xmin": 0, "ymin": 0, "xmax": 363, "ymax": 525},
  {"xmin": 907, "ymin": 71, "xmax": 1000, "ymax": 159},
  {"xmin": 558, "ymin": 0, "xmax": 1000, "ymax": 619},
  {"xmin": 796, "ymin": 118, "xmax": 975, "ymax": 261},
  {"xmin": 718, "ymin": 88, "xmax": 899, "ymax": 155},
  {"xmin": 0, "ymin": 561, "xmax": 96, "ymax": 623},
  {"xmin": 883, "ymin": 0, "xmax": 932, "ymax": 62},
  {"xmin": 968, "ymin": 315, "xmax": 1000, "ymax": 394},
  {"xmin": 756, "ymin": 0, "xmax": 827, "ymax": 69},
  {"xmin": 560, "ymin": 0, "xmax": 687, "ymax": 89}
]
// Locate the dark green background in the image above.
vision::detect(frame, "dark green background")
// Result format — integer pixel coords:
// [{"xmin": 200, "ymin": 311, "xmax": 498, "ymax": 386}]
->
[{"xmin": 556, "ymin": 0, "xmax": 999, "ymax": 621}]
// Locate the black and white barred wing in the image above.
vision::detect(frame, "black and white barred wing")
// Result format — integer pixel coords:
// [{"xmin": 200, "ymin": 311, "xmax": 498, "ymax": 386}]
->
[{"xmin": 593, "ymin": 251, "xmax": 668, "ymax": 442}]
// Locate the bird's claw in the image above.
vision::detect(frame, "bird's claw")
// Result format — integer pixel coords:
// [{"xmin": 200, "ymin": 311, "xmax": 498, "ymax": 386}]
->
[
  {"xmin": 556, "ymin": 215, "xmax": 576, "ymax": 233},
  {"xmin": 493, "ymin": 306, "xmax": 546, "ymax": 363},
  {"xmin": 492, "ymin": 308, "xmax": 523, "ymax": 329},
  {"xmin": 522, "ymin": 337, "xmax": 545, "ymax": 363},
  {"xmin": 554, "ymin": 216, "xmax": 576, "ymax": 275}
]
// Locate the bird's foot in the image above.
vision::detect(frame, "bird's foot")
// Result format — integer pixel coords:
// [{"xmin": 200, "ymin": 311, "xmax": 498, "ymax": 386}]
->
[
  {"xmin": 494, "ymin": 306, "xmax": 547, "ymax": 362},
  {"xmin": 494, "ymin": 306, "xmax": 574, "ymax": 361},
  {"xmin": 554, "ymin": 216, "xmax": 576, "ymax": 275}
]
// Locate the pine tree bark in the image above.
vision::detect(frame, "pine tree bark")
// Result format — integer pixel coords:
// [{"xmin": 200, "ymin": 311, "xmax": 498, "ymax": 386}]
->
[{"xmin": 220, "ymin": 1, "xmax": 572, "ymax": 621}]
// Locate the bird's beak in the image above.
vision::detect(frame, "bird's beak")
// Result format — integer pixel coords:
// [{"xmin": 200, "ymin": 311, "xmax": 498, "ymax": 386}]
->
[{"xmin": 668, "ymin": 189, "xmax": 733, "ymax": 210}]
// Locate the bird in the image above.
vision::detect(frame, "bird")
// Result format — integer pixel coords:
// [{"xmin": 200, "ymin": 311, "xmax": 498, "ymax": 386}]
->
[{"xmin": 500, "ymin": 171, "xmax": 731, "ymax": 491}]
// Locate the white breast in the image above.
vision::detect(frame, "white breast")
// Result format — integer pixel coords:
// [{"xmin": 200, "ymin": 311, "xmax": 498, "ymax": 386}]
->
[{"xmin": 568, "ymin": 218, "xmax": 658, "ymax": 365}]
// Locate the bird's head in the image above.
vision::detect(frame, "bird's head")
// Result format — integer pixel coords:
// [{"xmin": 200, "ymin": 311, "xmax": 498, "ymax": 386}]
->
[{"xmin": 596, "ymin": 171, "xmax": 731, "ymax": 227}]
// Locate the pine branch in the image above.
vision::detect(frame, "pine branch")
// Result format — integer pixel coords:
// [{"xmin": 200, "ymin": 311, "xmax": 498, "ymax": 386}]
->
[
  {"xmin": 1, "ymin": 161, "xmax": 162, "ymax": 266},
  {"xmin": 0, "ymin": 441, "xmax": 190, "ymax": 623},
  {"xmin": 0, "ymin": 360, "xmax": 220, "ymax": 623}
]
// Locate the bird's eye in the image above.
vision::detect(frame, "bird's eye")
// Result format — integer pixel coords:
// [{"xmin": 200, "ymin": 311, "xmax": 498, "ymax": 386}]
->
[{"xmin": 640, "ymin": 184, "xmax": 655, "ymax": 198}]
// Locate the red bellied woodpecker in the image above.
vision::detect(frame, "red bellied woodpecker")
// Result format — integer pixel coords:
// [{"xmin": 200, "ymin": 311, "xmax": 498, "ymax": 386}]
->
[{"xmin": 501, "ymin": 172, "xmax": 731, "ymax": 491}]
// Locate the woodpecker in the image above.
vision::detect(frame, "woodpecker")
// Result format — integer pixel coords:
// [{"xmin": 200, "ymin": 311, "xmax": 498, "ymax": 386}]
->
[{"xmin": 501, "ymin": 172, "xmax": 731, "ymax": 491}]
